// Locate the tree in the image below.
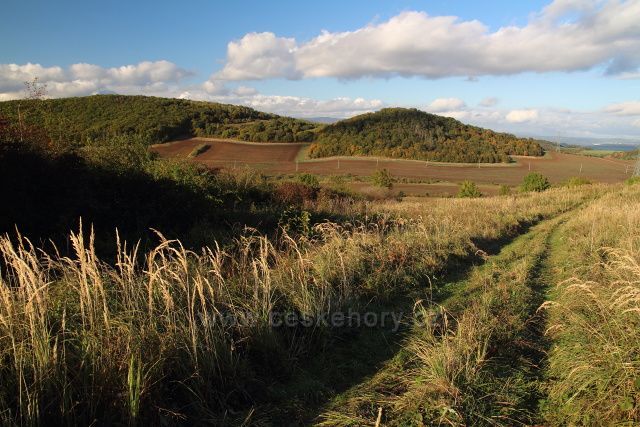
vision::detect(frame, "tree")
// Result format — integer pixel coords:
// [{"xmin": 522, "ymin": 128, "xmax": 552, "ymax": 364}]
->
[
  {"xmin": 297, "ymin": 173, "xmax": 320, "ymax": 188},
  {"xmin": 520, "ymin": 172, "xmax": 550, "ymax": 192},
  {"xmin": 458, "ymin": 180, "xmax": 482, "ymax": 198},
  {"xmin": 371, "ymin": 168, "xmax": 394, "ymax": 189},
  {"xmin": 24, "ymin": 77, "xmax": 48, "ymax": 100}
]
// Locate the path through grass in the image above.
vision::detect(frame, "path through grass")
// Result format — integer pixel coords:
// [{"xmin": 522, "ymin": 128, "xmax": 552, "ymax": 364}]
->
[{"xmin": 313, "ymin": 206, "xmax": 590, "ymax": 426}]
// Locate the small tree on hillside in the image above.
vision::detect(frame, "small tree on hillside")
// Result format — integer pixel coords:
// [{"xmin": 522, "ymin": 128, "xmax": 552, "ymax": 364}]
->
[
  {"xmin": 520, "ymin": 172, "xmax": 550, "ymax": 192},
  {"xmin": 371, "ymin": 168, "xmax": 393, "ymax": 189},
  {"xmin": 24, "ymin": 77, "xmax": 48, "ymax": 100},
  {"xmin": 297, "ymin": 173, "xmax": 320, "ymax": 188},
  {"xmin": 458, "ymin": 180, "xmax": 482, "ymax": 198}
]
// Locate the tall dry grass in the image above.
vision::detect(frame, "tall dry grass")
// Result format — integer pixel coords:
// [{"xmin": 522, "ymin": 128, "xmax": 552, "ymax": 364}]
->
[
  {"xmin": 0, "ymin": 186, "xmax": 598, "ymax": 424},
  {"xmin": 542, "ymin": 186, "xmax": 640, "ymax": 425}
]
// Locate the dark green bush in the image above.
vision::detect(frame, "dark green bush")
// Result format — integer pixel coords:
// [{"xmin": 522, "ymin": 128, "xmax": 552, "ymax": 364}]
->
[
  {"xmin": 278, "ymin": 206, "xmax": 311, "ymax": 236},
  {"xmin": 371, "ymin": 168, "xmax": 394, "ymax": 189},
  {"xmin": 520, "ymin": 172, "xmax": 551, "ymax": 192},
  {"xmin": 297, "ymin": 173, "xmax": 320, "ymax": 188},
  {"xmin": 458, "ymin": 180, "xmax": 482, "ymax": 198}
]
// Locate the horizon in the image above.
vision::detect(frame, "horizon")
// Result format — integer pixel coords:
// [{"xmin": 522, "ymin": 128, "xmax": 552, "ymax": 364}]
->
[{"xmin": 2, "ymin": 0, "xmax": 640, "ymax": 140}]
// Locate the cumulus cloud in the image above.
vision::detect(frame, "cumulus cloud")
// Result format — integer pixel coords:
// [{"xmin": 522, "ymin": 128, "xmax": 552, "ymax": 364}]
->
[
  {"xmin": 233, "ymin": 85, "xmax": 259, "ymax": 97},
  {"xmin": 0, "ymin": 61, "xmax": 192, "ymax": 100},
  {"xmin": 506, "ymin": 109, "xmax": 539, "ymax": 123},
  {"xmin": 605, "ymin": 101, "xmax": 640, "ymax": 116},
  {"xmin": 215, "ymin": 32, "xmax": 299, "ymax": 80},
  {"xmin": 171, "ymin": 83, "xmax": 385, "ymax": 118},
  {"xmin": 426, "ymin": 97, "xmax": 466, "ymax": 112},
  {"xmin": 214, "ymin": 0, "xmax": 640, "ymax": 81}
]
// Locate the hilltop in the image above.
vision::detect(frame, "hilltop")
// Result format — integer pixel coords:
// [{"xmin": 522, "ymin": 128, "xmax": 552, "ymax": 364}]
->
[
  {"xmin": 310, "ymin": 108, "xmax": 544, "ymax": 163},
  {"xmin": 0, "ymin": 95, "xmax": 320, "ymax": 148},
  {"xmin": 0, "ymin": 97, "xmax": 544, "ymax": 163}
]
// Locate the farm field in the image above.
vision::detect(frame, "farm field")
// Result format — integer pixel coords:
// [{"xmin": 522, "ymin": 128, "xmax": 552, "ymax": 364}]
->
[{"xmin": 153, "ymin": 138, "xmax": 635, "ymax": 193}]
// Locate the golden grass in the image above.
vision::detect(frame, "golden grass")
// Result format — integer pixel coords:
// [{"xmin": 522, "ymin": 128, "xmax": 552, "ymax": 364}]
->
[
  {"xmin": 542, "ymin": 186, "xmax": 640, "ymax": 425},
  {"xmin": 0, "ymin": 186, "xmax": 603, "ymax": 424}
]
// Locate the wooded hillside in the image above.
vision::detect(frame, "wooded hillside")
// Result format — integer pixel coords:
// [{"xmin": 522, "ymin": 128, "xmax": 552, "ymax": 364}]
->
[{"xmin": 309, "ymin": 108, "xmax": 544, "ymax": 162}]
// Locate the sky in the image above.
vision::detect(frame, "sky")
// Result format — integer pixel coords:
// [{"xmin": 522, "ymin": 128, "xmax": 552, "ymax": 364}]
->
[{"xmin": 2, "ymin": 0, "xmax": 640, "ymax": 139}]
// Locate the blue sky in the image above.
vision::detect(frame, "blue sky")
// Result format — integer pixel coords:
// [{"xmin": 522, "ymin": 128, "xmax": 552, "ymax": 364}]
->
[{"xmin": 2, "ymin": 0, "xmax": 640, "ymax": 139}]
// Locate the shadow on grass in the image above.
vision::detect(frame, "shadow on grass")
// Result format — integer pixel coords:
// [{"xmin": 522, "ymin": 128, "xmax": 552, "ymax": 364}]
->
[
  {"xmin": 258, "ymin": 217, "xmax": 547, "ymax": 425},
  {"xmin": 0, "ymin": 148, "xmax": 280, "ymax": 258}
]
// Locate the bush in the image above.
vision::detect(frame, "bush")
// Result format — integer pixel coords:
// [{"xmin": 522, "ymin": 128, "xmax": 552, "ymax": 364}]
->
[
  {"xmin": 188, "ymin": 143, "xmax": 210, "ymax": 158},
  {"xmin": 371, "ymin": 168, "xmax": 394, "ymax": 189},
  {"xmin": 274, "ymin": 182, "xmax": 317, "ymax": 205},
  {"xmin": 499, "ymin": 185, "xmax": 511, "ymax": 196},
  {"xmin": 565, "ymin": 176, "xmax": 591, "ymax": 187},
  {"xmin": 297, "ymin": 173, "xmax": 320, "ymax": 188},
  {"xmin": 520, "ymin": 172, "xmax": 550, "ymax": 192},
  {"xmin": 625, "ymin": 176, "xmax": 640, "ymax": 185},
  {"xmin": 328, "ymin": 175, "xmax": 349, "ymax": 192},
  {"xmin": 458, "ymin": 180, "xmax": 482, "ymax": 198},
  {"xmin": 277, "ymin": 205, "xmax": 311, "ymax": 236}
]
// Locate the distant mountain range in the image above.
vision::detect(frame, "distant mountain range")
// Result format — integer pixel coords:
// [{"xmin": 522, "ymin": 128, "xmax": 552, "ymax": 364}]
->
[
  {"xmin": 527, "ymin": 135, "xmax": 640, "ymax": 150},
  {"xmin": 302, "ymin": 116, "xmax": 341, "ymax": 124}
]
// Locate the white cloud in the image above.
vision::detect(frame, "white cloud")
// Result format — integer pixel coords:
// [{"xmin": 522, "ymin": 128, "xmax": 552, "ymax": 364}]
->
[
  {"xmin": 506, "ymin": 109, "xmax": 539, "ymax": 123},
  {"xmin": 633, "ymin": 118, "xmax": 640, "ymax": 128},
  {"xmin": 71, "ymin": 61, "xmax": 191, "ymax": 86},
  {"xmin": 0, "ymin": 61, "xmax": 192, "ymax": 100},
  {"xmin": 202, "ymin": 79, "xmax": 229, "ymax": 95},
  {"xmin": 216, "ymin": 32, "xmax": 299, "ymax": 80},
  {"xmin": 232, "ymin": 94, "xmax": 384, "ymax": 118},
  {"xmin": 427, "ymin": 97, "xmax": 466, "ymax": 112},
  {"xmin": 233, "ymin": 85, "xmax": 259, "ymax": 97},
  {"xmin": 214, "ymin": 0, "xmax": 640, "ymax": 81},
  {"xmin": 436, "ymin": 110, "xmax": 470, "ymax": 120},
  {"xmin": 479, "ymin": 97, "xmax": 499, "ymax": 107},
  {"xmin": 0, "ymin": 63, "xmax": 66, "ymax": 92},
  {"xmin": 605, "ymin": 101, "xmax": 640, "ymax": 116}
]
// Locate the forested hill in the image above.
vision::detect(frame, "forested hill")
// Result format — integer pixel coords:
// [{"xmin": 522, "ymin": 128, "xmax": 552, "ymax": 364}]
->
[
  {"xmin": 0, "ymin": 97, "xmax": 544, "ymax": 162},
  {"xmin": 309, "ymin": 108, "xmax": 545, "ymax": 163},
  {"xmin": 0, "ymin": 95, "xmax": 320, "ymax": 148}
]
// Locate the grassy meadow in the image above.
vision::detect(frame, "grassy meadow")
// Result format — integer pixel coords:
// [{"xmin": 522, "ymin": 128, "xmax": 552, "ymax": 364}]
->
[
  {"xmin": 3, "ymin": 182, "xmax": 639, "ymax": 425},
  {"xmin": 0, "ymin": 97, "xmax": 639, "ymax": 426}
]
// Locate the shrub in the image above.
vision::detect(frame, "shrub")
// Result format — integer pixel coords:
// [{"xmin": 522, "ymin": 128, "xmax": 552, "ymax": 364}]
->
[
  {"xmin": 328, "ymin": 175, "xmax": 349, "ymax": 192},
  {"xmin": 274, "ymin": 182, "xmax": 317, "ymax": 205},
  {"xmin": 297, "ymin": 173, "xmax": 320, "ymax": 188},
  {"xmin": 625, "ymin": 176, "xmax": 640, "ymax": 185},
  {"xmin": 520, "ymin": 172, "xmax": 550, "ymax": 192},
  {"xmin": 458, "ymin": 180, "xmax": 482, "ymax": 198},
  {"xmin": 371, "ymin": 168, "xmax": 394, "ymax": 189},
  {"xmin": 565, "ymin": 176, "xmax": 591, "ymax": 187},
  {"xmin": 277, "ymin": 205, "xmax": 311, "ymax": 236},
  {"xmin": 188, "ymin": 143, "xmax": 210, "ymax": 158},
  {"xmin": 498, "ymin": 185, "xmax": 511, "ymax": 196}
]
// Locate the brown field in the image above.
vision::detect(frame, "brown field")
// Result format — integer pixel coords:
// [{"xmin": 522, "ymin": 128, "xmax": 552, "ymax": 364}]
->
[
  {"xmin": 152, "ymin": 138, "xmax": 304, "ymax": 162},
  {"xmin": 153, "ymin": 138, "xmax": 635, "ymax": 195}
]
